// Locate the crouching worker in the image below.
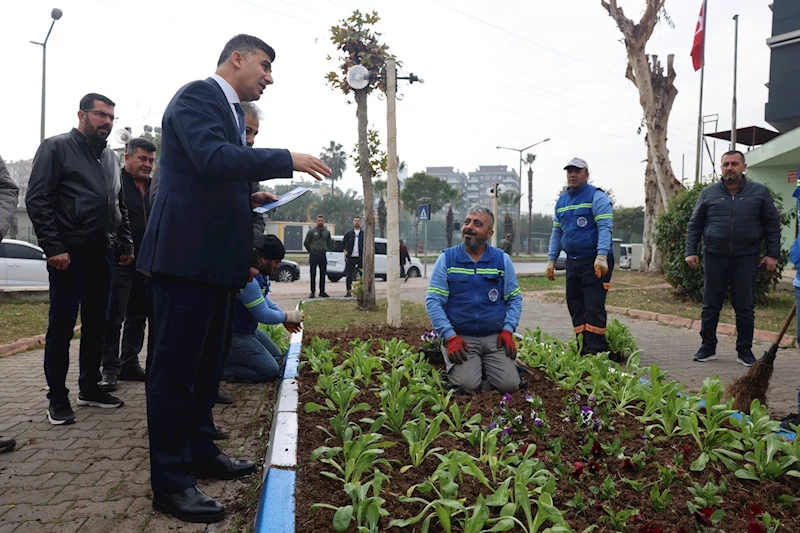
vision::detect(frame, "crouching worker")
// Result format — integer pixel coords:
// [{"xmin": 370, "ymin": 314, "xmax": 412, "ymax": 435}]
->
[
  {"xmin": 425, "ymin": 205, "xmax": 522, "ymax": 393},
  {"xmin": 224, "ymin": 235, "xmax": 304, "ymax": 383}
]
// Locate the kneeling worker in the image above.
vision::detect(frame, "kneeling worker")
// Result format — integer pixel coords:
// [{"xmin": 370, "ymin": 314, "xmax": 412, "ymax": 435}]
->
[
  {"xmin": 426, "ymin": 205, "xmax": 522, "ymax": 393},
  {"xmin": 224, "ymin": 235, "xmax": 304, "ymax": 383}
]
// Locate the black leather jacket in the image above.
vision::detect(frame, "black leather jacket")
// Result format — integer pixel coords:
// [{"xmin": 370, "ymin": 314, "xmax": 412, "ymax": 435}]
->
[
  {"xmin": 120, "ymin": 168, "xmax": 151, "ymax": 257},
  {"xmin": 26, "ymin": 128, "xmax": 134, "ymax": 258},
  {"xmin": 685, "ymin": 177, "xmax": 781, "ymax": 258}
]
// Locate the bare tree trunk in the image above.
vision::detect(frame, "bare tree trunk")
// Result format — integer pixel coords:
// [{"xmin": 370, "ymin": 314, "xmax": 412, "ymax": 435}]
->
[
  {"xmin": 355, "ymin": 89, "xmax": 377, "ymax": 311},
  {"xmin": 602, "ymin": 0, "xmax": 684, "ymax": 271}
]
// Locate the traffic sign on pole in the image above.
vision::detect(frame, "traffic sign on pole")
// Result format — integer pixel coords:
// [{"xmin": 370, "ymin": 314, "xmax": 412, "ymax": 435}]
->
[{"xmin": 418, "ymin": 204, "xmax": 430, "ymax": 221}]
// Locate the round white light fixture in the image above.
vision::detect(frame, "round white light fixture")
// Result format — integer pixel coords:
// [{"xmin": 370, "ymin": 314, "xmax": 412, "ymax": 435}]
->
[{"xmin": 346, "ymin": 64, "xmax": 370, "ymax": 90}]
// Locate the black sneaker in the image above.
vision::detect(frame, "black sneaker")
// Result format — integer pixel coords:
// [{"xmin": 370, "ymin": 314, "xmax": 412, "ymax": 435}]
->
[
  {"xmin": 780, "ymin": 413, "xmax": 800, "ymax": 431},
  {"xmin": 737, "ymin": 350, "xmax": 757, "ymax": 367},
  {"xmin": 216, "ymin": 388, "xmax": 234, "ymax": 405},
  {"xmin": 309, "ymin": 293, "xmax": 315, "ymax": 299},
  {"xmin": 345, "ymin": 291, "xmax": 352, "ymax": 298},
  {"xmin": 47, "ymin": 400, "xmax": 76, "ymax": 425},
  {"xmin": 99, "ymin": 373, "xmax": 118, "ymax": 392},
  {"xmin": 119, "ymin": 365, "xmax": 146, "ymax": 382},
  {"xmin": 320, "ymin": 292, "xmax": 330, "ymax": 298},
  {"xmin": 693, "ymin": 345, "xmax": 717, "ymax": 362},
  {"xmin": 77, "ymin": 390, "xmax": 124, "ymax": 409}
]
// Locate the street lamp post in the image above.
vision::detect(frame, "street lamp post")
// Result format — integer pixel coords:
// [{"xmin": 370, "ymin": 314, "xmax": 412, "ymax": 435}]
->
[
  {"xmin": 31, "ymin": 8, "xmax": 63, "ymax": 143},
  {"xmin": 496, "ymin": 137, "xmax": 550, "ymax": 255}
]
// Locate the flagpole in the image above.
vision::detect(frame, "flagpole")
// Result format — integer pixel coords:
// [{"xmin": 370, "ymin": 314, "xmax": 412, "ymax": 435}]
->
[
  {"xmin": 694, "ymin": 0, "xmax": 708, "ymax": 184},
  {"xmin": 731, "ymin": 14, "xmax": 739, "ymax": 150}
]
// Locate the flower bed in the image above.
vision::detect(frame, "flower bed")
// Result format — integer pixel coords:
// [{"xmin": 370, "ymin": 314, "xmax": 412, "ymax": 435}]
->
[{"xmin": 294, "ymin": 325, "xmax": 800, "ymax": 532}]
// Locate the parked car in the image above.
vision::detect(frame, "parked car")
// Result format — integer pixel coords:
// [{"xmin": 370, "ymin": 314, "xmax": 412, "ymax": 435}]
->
[
  {"xmin": 555, "ymin": 250, "xmax": 567, "ymax": 271},
  {"xmin": 619, "ymin": 244, "xmax": 633, "ymax": 270},
  {"xmin": 0, "ymin": 239, "xmax": 48, "ymax": 286},
  {"xmin": 326, "ymin": 236, "xmax": 423, "ymax": 282},
  {"xmin": 269, "ymin": 260, "xmax": 300, "ymax": 283}
]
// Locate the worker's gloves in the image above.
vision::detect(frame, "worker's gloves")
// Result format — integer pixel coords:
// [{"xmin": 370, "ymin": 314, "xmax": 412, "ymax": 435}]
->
[
  {"xmin": 447, "ymin": 335, "xmax": 469, "ymax": 365},
  {"xmin": 497, "ymin": 330, "xmax": 517, "ymax": 359},
  {"xmin": 594, "ymin": 255, "xmax": 609, "ymax": 279},
  {"xmin": 545, "ymin": 261, "xmax": 556, "ymax": 281},
  {"xmin": 285, "ymin": 310, "xmax": 304, "ymax": 323}
]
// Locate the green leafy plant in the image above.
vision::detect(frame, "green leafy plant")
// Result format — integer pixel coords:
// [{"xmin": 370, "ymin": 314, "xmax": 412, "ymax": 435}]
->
[
  {"xmin": 589, "ymin": 475, "xmax": 619, "ymax": 500},
  {"xmin": 605, "ymin": 318, "xmax": 638, "ymax": 357},
  {"xmin": 401, "ymin": 413, "xmax": 448, "ymax": 471},
  {"xmin": 310, "ymin": 470, "xmax": 390, "ymax": 532},
  {"xmin": 656, "ymin": 462, "xmax": 683, "ymax": 488},
  {"xmin": 565, "ymin": 493, "xmax": 589, "ymax": 518},
  {"xmin": 311, "ymin": 432, "xmax": 394, "ymax": 486},
  {"xmin": 443, "ymin": 400, "xmax": 482, "ymax": 433},
  {"xmin": 649, "ymin": 483, "xmax": 672, "ymax": 513},
  {"xmin": 688, "ymin": 478, "xmax": 726, "ymax": 509},
  {"xmin": 735, "ymin": 433, "xmax": 800, "ymax": 481},
  {"xmin": 598, "ymin": 504, "xmax": 639, "ymax": 532}
]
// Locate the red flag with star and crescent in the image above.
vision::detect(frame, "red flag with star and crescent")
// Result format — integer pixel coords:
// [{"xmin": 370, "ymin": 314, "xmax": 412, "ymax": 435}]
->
[{"xmin": 691, "ymin": 1, "xmax": 706, "ymax": 71}]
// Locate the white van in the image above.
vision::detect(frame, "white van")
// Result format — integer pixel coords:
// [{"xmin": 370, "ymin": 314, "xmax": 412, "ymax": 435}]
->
[
  {"xmin": 619, "ymin": 244, "xmax": 633, "ymax": 270},
  {"xmin": 326, "ymin": 236, "xmax": 422, "ymax": 282}
]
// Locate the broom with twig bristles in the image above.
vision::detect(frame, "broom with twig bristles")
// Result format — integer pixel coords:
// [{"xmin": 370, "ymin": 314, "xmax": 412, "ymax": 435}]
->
[{"xmin": 727, "ymin": 304, "xmax": 796, "ymax": 414}]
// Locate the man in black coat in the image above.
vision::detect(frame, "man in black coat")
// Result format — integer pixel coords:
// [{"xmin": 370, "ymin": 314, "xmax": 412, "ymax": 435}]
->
[
  {"xmin": 342, "ymin": 215, "xmax": 364, "ymax": 297},
  {"xmin": 100, "ymin": 138, "xmax": 156, "ymax": 391},
  {"xmin": 27, "ymin": 93, "xmax": 135, "ymax": 425},
  {"xmin": 685, "ymin": 150, "xmax": 781, "ymax": 367}
]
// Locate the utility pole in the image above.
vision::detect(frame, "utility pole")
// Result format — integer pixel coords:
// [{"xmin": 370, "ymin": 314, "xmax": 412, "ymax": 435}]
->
[
  {"xmin": 731, "ymin": 14, "xmax": 739, "ymax": 150},
  {"xmin": 385, "ymin": 58, "xmax": 401, "ymax": 326}
]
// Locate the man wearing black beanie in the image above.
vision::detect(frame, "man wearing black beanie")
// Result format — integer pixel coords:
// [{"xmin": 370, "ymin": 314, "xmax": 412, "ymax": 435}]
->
[{"xmin": 223, "ymin": 235, "xmax": 303, "ymax": 383}]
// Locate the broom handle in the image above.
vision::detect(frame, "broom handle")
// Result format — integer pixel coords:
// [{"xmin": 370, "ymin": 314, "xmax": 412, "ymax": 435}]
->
[{"xmin": 774, "ymin": 303, "xmax": 797, "ymax": 345}]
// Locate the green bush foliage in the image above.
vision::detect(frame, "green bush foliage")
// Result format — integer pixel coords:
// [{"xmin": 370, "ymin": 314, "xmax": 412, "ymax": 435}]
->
[{"xmin": 654, "ymin": 181, "xmax": 792, "ymax": 303}]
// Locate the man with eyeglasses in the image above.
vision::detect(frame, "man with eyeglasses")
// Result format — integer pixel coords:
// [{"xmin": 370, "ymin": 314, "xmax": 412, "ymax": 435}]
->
[{"xmin": 27, "ymin": 93, "xmax": 134, "ymax": 426}]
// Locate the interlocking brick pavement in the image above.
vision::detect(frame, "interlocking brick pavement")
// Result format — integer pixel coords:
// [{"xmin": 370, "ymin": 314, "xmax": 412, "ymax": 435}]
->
[{"xmin": 0, "ymin": 336, "xmax": 272, "ymax": 532}]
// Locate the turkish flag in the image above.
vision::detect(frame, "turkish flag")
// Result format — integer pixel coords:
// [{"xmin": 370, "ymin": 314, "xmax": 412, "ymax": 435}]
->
[{"xmin": 691, "ymin": 1, "xmax": 706, "ymax": 71}]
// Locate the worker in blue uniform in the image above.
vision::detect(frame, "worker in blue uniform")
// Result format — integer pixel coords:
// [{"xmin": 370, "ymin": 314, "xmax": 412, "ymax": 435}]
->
[
  {"xmin": 426, "ymin": 205, "xmax": 523, "ymax": 393},
  {"xmin": 545, "ymin": 158, "xmax": 615, "ymax": 358}
]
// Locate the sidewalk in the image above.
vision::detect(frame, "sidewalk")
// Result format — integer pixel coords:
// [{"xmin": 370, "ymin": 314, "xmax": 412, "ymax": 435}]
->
[{"xmin": 0, "ymin": 339, "xmax": 274, "ymax": 532}]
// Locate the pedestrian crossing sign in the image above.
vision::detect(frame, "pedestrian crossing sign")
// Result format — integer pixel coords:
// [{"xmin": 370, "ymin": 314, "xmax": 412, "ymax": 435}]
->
[{"xmin": 418, "ymin": 204, "xmax": 430, "ymax": 221}]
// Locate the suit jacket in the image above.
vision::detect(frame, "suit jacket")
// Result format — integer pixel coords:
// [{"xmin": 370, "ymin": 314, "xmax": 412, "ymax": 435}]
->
[
  {"xmin": 343, "ymin": 229, "xmax": 364, "ymax": 259},
  {"xmin": 137, "ymin": 78, "xmax": 293, "ymax": 288}
]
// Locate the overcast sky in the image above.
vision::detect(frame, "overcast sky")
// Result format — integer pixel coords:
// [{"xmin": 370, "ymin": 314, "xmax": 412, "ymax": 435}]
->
[{"xmin": 0, "ymin": 0, "xmax": 773, "ymax": 214}]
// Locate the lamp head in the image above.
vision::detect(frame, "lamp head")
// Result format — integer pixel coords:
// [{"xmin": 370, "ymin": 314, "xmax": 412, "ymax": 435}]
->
[
  {"xmin": 51, "ymin": 8, "xmax": 63, "ymax": 20},
  {"xmin": 346, "ymin": 64, "xmax": 370, "ymax": 90}
]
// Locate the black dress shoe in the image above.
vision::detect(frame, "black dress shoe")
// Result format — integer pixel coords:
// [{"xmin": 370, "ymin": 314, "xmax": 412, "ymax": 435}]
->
[
  {"xmin": 212, "ymin": 424, "xmax": 230, "ymax": 441},
  {"xmin": 152, "ymin": 485, "xmax": 225, "ymax": 523},
  {"xmin": 192, "ymin": 453, "xmax": 256, "ymax": 480},
  {"xmin": 99, "ymin": 373, "xmax": 118, "ymax": 392},
  {"xmin": 119, "ymin": 365, "xmax": 146, "ymax": 382},
  {"xmin": 216, "ymin": 388, "xmax": 234, "ymax": 405},
  {"xmin": 0, "ymin": 436, "xmax": 16, "ymax": 454}
]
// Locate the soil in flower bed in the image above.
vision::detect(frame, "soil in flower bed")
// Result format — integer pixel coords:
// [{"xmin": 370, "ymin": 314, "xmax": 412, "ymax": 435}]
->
[{"xmin": 294, "ymin": 327, "xmax": 800, "ymax": 532}]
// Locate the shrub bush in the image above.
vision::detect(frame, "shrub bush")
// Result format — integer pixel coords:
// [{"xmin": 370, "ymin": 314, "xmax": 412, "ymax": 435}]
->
[{"xmin": 654, "ymin": 181, "xmax": 791, "ymax": 303}]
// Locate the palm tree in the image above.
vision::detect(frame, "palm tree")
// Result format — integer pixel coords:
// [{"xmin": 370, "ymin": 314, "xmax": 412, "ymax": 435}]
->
[
  {"xmin": 319, "ymin": 141, "xmax": 347, "ymax": 194},
  {"xmin": 498, "ymin": 191, "xmax": 522, "ymax": 243},
  {"xmin": 374, "ymin": 180, "xmax": 387, "ymax": 238},
  {"xmin": 444, "ymin": 186, "xmax": 465, "ymax": 248},
  {"xmin": 524, "ymin": 153, "xmax": 537, "ymax": 254}
]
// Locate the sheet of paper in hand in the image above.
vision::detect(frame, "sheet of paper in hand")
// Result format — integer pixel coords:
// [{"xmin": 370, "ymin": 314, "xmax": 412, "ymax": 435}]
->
[{"xmin": 253, "ymin": 187, "xmax": 311, "ymax": 214}]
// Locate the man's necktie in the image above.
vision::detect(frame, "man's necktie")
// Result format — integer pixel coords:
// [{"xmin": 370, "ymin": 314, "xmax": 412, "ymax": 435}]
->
[{"xmin": 233, "ymin": 103, "xmax": 247, "ymax": 146}]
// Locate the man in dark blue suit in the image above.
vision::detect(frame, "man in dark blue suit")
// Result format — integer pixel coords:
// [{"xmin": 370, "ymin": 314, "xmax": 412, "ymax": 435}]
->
[{"xmin": 138, "ymin": 34, "xmax": 330, "ymax": 523}]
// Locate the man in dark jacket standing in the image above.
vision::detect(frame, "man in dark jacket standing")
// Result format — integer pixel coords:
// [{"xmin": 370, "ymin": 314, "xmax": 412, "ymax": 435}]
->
[
  {"xmin": 685, "ymin": 150, "xmax": 781, "ymax": 367},
  {"xmin": 304, "ymin": 214, "xmax": 332, "ymax": 298},
  {"xmin": 0, "ymin": 153, "xmax": 19, "ymax": 452},
  {"xmin": 100, "ymin": 138, "xmax": 156, "ymax": 391},
  {"xmin": 27, "ymin": 93, "xmax": 134, "ymax": 425},
  {"xmin": 342, "ymin": 215, "xmax": 364, "ymax": 297}
]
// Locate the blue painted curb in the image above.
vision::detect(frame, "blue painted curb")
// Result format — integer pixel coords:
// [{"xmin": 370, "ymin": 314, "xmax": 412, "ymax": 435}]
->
[{"xmin": 255, "ymin": 468, "xmax": 296, "ymax": 533}]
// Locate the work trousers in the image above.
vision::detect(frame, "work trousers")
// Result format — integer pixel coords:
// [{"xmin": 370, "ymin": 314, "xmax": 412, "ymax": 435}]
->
[
  {"xmin": 441, "ymin": 333, "xmax": 520, "ymax": 393},
  {"xmin": 309, "ymin": 253, "xmax": 327, "ymax": 294},
  {"xmin": 565, "ymin": 254, "xmax": 614, "ymax": 354},
  {"xmin": 700, "ymin": 253, "xmax": 759, "ymax": 353},
  {"xmin": 44, "ymin": 248, "xmax": 115, "ymax": 402},
  {"xmin": 344, "ymin": 255, "xmax": 363, "ymax": 291},
  {"xmin": 102, "ymin": 266, "xmax": 147, "ymax": 376}
]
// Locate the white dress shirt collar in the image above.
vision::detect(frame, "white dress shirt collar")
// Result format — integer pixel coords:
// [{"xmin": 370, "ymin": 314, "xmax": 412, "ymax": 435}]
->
[{"xmin": 211, "ymin": 74, "xmax": 240, "ymax": 105}]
